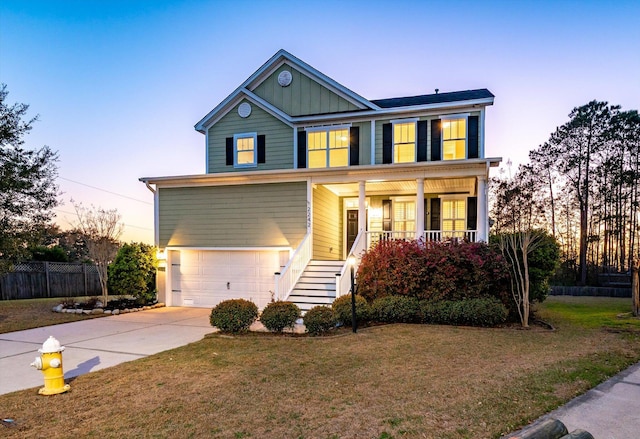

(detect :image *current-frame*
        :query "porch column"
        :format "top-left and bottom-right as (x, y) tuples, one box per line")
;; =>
(477, 175), (488, 242)
(416, 178), (425, 239)
(358, 181), (366, 233)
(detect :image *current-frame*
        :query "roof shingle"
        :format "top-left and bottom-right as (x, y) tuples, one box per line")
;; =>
(371, 88), (494, 108)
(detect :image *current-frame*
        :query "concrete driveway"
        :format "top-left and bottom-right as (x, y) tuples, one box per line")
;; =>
(0, 307), (212, 395)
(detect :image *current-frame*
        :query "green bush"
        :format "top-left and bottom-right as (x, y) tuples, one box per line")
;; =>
(371, 295), (422, 323)
(303, 306), (336, 335)
(108, 242), (157, 304)
(332, 294), (370, 326)
(209, 299), (258, 333)
(259, 301), (300, 332)
(421, 298), (508, 327)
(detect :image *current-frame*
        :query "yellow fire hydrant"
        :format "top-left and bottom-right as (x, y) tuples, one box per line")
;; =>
(30, 336), (71, 395)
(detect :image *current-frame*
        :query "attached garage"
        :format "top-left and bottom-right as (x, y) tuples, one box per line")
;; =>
(167, 249), (289, 309)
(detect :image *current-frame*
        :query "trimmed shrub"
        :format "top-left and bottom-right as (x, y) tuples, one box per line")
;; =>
(332, 294), (370, 326)
(108, 242), (157, 304)
(357, 239), (512, 313)
(371, 295), (422, 323)
(303, 306), (336, 335)
(209, 299), (258, 333)
(259, 301), (300, 332)
(421, 297), (508, 327)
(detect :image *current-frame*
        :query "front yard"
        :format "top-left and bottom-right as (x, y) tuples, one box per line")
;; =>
(1, 296), (639, 438)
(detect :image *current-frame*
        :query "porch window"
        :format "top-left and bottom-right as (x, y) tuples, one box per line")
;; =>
(393, 122), (416, 163)
(233, 132), (257, 167)
(442, 199), (466, 236)
(442, 118), (466, 160)
(394, 200), (415, 232)
(308, 128), (349, 168)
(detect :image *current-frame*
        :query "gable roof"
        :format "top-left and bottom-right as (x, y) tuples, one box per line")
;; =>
(371, 89), (495, 108)
(194, 49), (378, 133)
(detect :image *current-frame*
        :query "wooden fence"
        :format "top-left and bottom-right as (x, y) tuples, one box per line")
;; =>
(0, 262), (101, 300)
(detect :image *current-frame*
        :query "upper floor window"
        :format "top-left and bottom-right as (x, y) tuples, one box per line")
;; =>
(393, 121), (416, 163)
(442, 117), (467, 160)
(233, 132), (257, 168)
(308, 128), (349, 168)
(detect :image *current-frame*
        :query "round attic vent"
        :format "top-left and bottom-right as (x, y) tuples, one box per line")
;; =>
(278, 70), (292, 87)
(238, 102), (252, 118)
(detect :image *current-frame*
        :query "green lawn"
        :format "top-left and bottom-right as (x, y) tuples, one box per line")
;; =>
(1, 296), (639, 438)
(538, 295), (640, 331)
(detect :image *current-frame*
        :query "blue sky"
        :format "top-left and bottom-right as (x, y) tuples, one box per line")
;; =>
(1, 0), (639, 243)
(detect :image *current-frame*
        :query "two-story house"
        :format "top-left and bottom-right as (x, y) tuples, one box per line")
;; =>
(140, 50), (501, 311)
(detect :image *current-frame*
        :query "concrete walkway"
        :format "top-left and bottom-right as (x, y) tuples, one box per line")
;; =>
(0, 307), (212, 395)
(545, 361), (640, 438)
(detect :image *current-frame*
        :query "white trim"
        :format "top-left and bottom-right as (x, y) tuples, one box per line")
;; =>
(370, 119), (376, 165)
(202, 91), (294, 130)
(166, 246), (292, 252)
(438, 112), (470, 120)
(154, 190), (159, 246)
(390, 117), (419, 124)
(304, 123), (352, 132)
(293, 127), (298, 169)
(233, 132), (258, 168)
(205, 129), (209, 173)
(480, 108), (485, 158)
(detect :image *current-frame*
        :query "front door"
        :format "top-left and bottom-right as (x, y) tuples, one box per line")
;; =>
(346, 209), (358, 254)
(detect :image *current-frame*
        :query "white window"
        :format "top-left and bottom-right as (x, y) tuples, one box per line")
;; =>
(442, 199), (466, 238)
(441, 116), (467, 160)
(392, 120), (416, 163)
(393, 200), (416, 232)
(307, 127), (349, 168)
(233, 132), (257, 168)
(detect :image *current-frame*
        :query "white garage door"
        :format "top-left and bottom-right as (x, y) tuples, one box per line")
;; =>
(170, 250), (285, 309)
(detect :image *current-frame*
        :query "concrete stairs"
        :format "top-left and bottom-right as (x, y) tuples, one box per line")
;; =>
(288, 260), (343, 313)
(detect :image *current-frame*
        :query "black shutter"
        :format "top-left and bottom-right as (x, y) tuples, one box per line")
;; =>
(417, 120), (428, 162)
(257, 135), (266, 164)
(297, 131), (306, 168)
(382, 123), (392, 164)
(430, 198), (441, 230)
(468, 116), (479, 159)
(225, 137), (233, 166)
(349, 126), (359, 166)
(467, 196), (478, 230)
(431, 119), (441, 161)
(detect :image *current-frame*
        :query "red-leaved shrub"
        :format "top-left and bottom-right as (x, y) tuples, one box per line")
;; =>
(357, 239), (511, 306)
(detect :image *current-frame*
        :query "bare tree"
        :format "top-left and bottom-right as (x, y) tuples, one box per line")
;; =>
(491, 166), (546, 327)
(73, 202), (123, 305)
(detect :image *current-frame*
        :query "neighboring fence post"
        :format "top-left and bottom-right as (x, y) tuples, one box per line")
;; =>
(83, 263), (88, 296)
(44, 261), (51, 298)
(633, 258), (639, 317)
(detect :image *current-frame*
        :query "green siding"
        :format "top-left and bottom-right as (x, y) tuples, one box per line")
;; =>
(352, 121), (371, 165)
(312, 185), (341, 260)
(252, 64), (360, 116)
(158, 182), (307, 248)
(208, 100), (292, 173)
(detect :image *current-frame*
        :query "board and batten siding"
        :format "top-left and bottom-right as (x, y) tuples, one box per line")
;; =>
(158, 182), (307, 248)
(374, 112), (482, 164)
(312, 185), (341, 260)
(252, 64), (360, 117)
(208, 100), (292, 173)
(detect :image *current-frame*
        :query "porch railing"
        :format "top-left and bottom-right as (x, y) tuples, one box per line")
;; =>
(336, 229), (366, 298)
(365, 230), (477, 248)
(274, 232), (311, 302)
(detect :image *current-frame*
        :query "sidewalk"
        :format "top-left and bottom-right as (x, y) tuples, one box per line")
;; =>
(0, 307), (212, 395)
(545, 361), (640, 438)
